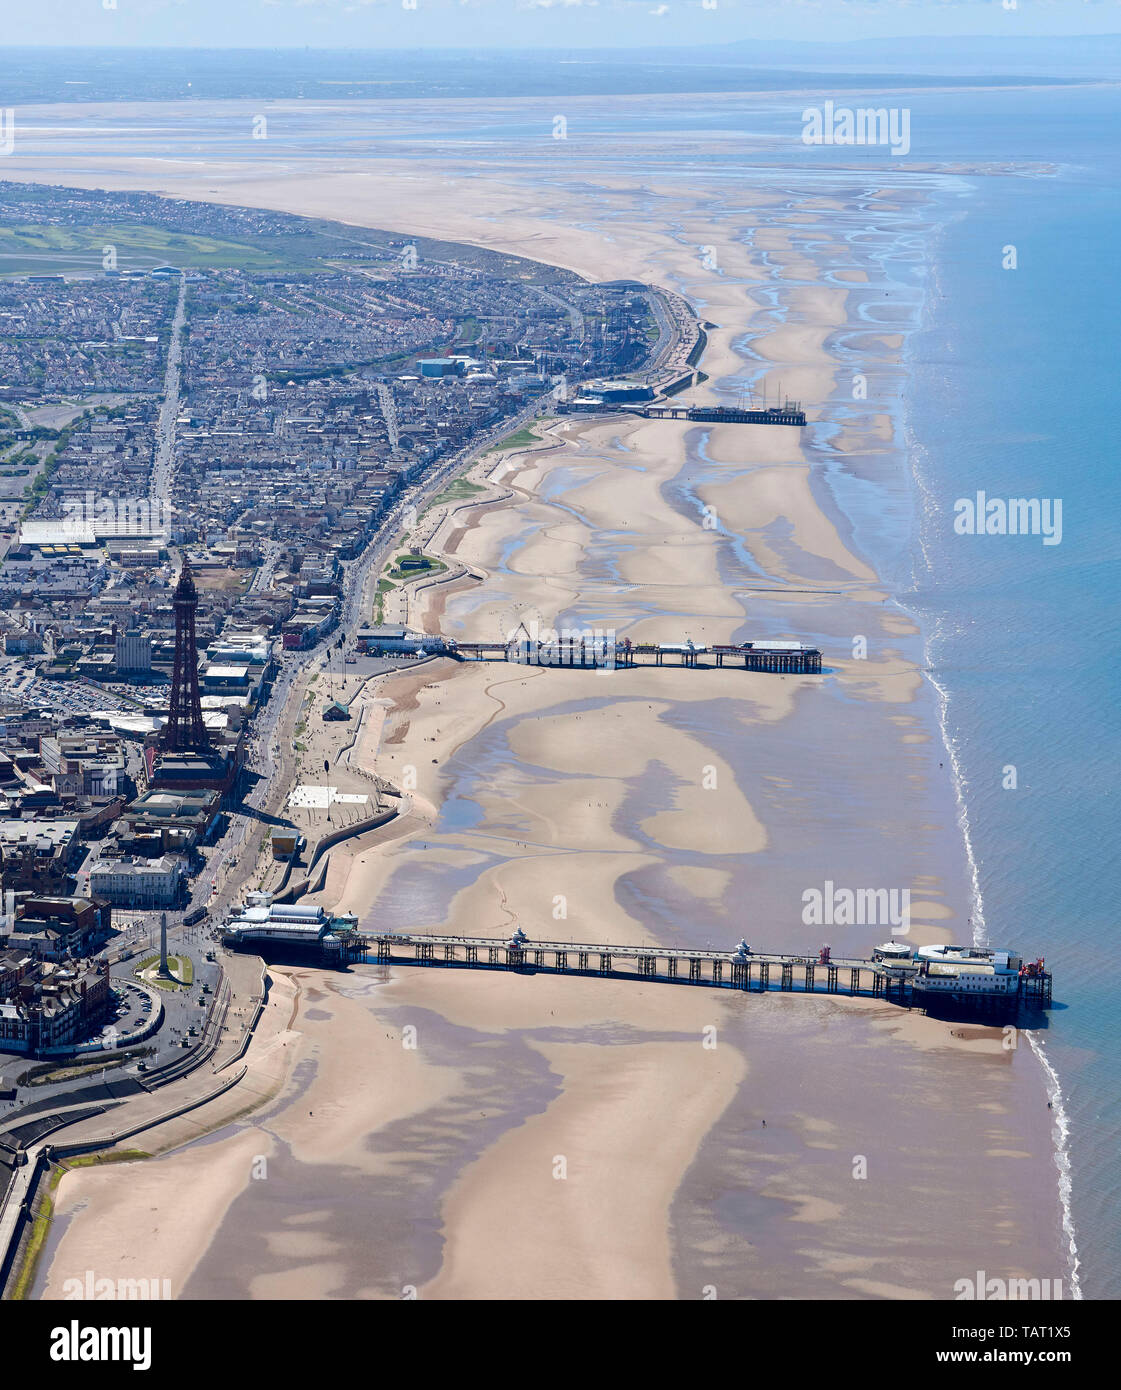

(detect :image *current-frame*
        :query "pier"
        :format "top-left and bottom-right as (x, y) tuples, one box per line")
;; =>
(642, 403), (807, 427)
(359, 931), (1052, 1016)
(450, 636), (823, 674)
(559, 401), (806, 427)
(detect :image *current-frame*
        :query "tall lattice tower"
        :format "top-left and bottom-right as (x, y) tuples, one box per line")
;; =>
(164, 558), (209, 752)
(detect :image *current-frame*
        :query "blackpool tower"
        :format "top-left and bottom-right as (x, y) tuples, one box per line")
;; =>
(163, 557), (209, 753)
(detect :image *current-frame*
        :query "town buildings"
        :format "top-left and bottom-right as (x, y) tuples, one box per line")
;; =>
(0, 179), (663, 1053)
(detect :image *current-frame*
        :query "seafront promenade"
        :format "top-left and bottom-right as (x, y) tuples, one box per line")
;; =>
(0, 951), (275, 1297)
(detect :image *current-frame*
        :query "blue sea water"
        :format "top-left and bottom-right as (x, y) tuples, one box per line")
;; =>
(902, 85), (1121, 1299)
(362, 83), (1120, 1294)
(7, 52), (1118, 1296)
(411, 82), (1121, 1296)
(662, 82), (1121, 1298)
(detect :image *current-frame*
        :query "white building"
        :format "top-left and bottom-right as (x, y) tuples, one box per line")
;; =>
(912, 944), (1023, 997)
(87, 854), (185, 908)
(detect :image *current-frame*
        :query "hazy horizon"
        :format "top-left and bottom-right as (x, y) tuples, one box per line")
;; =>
(4, 32), (1120, 106)
(7, 0), (1121, 52)
(8, 32), (1121, 51)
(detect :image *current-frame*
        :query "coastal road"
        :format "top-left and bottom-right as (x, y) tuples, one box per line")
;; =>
(185, 395), (547, 926)
(179, 305), (673, 932)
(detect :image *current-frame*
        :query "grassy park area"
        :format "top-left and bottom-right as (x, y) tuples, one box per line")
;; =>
(429, 477), (485, 507)
(386, 552), (447, 582)
(492, 426), (540, 452)
(0, 223), (293, 276)
(135, 953), (193, 989)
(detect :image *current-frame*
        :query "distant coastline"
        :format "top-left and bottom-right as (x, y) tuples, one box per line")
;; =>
(19, 85), (1079, 1299)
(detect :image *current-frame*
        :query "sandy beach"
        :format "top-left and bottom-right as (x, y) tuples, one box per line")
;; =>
(25, 93), (1066, 1299)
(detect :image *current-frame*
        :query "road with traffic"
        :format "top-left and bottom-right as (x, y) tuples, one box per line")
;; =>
(176, 397), (545, 935)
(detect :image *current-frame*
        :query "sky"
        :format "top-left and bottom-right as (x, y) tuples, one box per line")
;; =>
(5, 0), (1121, 50)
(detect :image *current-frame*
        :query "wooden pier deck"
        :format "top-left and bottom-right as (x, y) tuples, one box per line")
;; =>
(356, 931), (1052, 1014)
(451, 638), (823, 674)
(559, 401), (807, 427)
(641, 403), (807, 427)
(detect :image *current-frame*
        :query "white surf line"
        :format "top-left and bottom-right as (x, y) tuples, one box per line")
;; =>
(919, 616), (1082, 1296)
(1024, 1030), (1083, 1300)
(896, 277), (1081, 1300)
(922, 648), (987, 945)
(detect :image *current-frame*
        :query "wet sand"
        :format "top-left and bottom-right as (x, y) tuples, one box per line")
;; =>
(29, 95), (1066, 1299)
(43, 967), (1057, 1302)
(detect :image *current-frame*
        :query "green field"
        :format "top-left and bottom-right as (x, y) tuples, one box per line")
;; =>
(26, 1054), (135, 1087)
(10, 1167), (64, 1300)
(0, 178), (588, 284)
(492, 426), (541, 452)
(0, 223), (295, 276)
(63, 1150), (150, 1169)
(372, 576), (396, 625)
(387, 553), (447, 582)
(135, 953), (192, 988)
(429, 477), (485, 508)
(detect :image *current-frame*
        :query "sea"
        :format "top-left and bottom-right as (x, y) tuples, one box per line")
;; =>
(902, 84), (1121, 1302)
(6, 51), (1119, 1296)
(672, 80), (1121, 1301)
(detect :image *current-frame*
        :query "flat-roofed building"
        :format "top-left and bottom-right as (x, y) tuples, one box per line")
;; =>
(201, 663), (251, 694)
(87, 853), (185, 908)
(207, 642), (271, 667)
(3, 895), (112, 961)
(115, 628), (153, 673)
(355, 626), (445, 655)
(418, 358), (464, 379)
(120, 787), (220, 852)
(0, 819), (81, 893)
